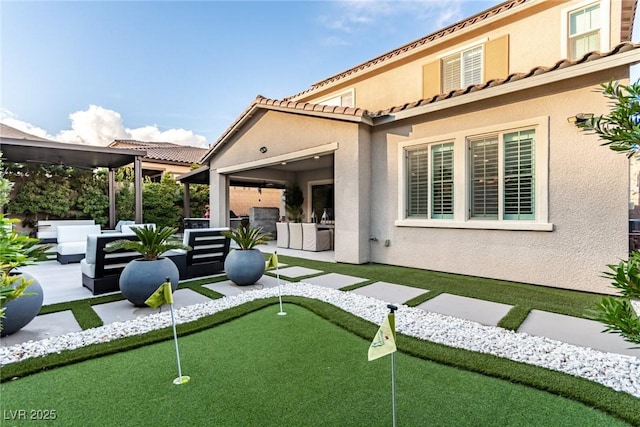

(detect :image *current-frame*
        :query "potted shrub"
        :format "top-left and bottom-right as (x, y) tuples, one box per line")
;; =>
(0, 153), (52, 336)
(222, 225), (270, 286)
(105, 225), (190, 306)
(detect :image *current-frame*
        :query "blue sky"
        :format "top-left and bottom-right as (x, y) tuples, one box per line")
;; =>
(0, 0), (636, 147)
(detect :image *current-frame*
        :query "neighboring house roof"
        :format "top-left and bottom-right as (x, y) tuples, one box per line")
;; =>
(109, 140), (208, 165)
(0, 123), (53, 142)
(286, 0), (637, 101)
(204, 41), (640, 162)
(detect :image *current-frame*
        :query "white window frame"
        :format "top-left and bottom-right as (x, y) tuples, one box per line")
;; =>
(561, 0), (610, 59)
(396, 117), (551, 231)
(437, 38), (487, 93)
(317, 89), (355, 108)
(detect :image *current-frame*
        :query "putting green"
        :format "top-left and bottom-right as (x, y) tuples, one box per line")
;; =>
(0, 304), (627, 426)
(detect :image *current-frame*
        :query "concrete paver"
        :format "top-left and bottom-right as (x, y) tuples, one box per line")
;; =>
(204, 275), (288, 297)
(351, 281), (428, 305)
(93, 288), (212, 324)
(416, 293), (513, 326)
(518, 309), (640, 357)
(304, 273), (369, 289)
(274, 266), (323, 278)
(1, 311), (82, 346)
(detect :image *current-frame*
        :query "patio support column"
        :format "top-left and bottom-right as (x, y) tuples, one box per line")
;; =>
(134, 156), (143, 223)
(183, 183), (191, 219)
(334, 125), (371, 264)
(108, 168), (116, 229)
(210, 169), (229, 228)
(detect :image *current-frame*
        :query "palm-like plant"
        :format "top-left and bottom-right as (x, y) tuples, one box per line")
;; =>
(222, 225), (270, 250)
(105, 225), (190, 260)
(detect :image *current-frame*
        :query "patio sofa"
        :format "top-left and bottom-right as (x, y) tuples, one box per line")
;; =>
(37, 219), (95, 243)
(56, 224), (102, 264)
(183, 227), (231, 279)
(80, 227), (231, 294)
(81, 232), (187, 295)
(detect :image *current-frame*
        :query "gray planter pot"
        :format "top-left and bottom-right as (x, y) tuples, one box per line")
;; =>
(119, 258), (179, 307)
(1, 272), (44, 337)
(224, 249), (265, 286)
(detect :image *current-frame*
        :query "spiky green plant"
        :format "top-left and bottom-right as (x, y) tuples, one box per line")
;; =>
(577, 80), (640, 156)
(221, 225), (270, 250)
(105, 225), (190, 261)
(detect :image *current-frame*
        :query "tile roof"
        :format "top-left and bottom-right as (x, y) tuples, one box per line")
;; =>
(369, 41), (640, 117)
(285, 0), (531, 101)
(0, 123), (53, 142)
(206, 41), (639, 162)
(110, 140), (208, 165)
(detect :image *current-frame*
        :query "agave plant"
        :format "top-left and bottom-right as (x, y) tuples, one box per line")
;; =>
(222, 224), (271, 250)
(105, 225), (190, 260)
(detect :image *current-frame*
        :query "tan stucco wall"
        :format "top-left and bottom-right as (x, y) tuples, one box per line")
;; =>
(369, 70), (630, 294)
(294, 0), (623, 113)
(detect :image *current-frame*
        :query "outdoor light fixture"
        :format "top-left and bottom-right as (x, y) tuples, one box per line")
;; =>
(567, 113), (594, 124)
(259, 146), (268, 153)
(313, 155), (320, 159)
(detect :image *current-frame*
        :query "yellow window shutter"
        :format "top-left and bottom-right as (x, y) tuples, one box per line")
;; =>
(422, 60), (441, 98)
(484, 35), (509, 82)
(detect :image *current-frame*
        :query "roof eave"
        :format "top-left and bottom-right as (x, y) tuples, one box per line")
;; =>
(373, 47), (640, 125)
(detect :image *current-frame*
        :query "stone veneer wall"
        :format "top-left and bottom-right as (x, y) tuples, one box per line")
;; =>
(249, 207), (280, 237)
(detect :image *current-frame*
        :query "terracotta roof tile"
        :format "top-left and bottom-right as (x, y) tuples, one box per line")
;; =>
(110, 140), (207, 164)
(285, 0), (530, 100)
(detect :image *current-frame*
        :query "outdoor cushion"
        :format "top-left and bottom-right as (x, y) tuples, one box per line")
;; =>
(288, 223), (303, 250)
(276, 222), (289, 248)
(121, 223), (156, 234)
(57, 224), (101, 244)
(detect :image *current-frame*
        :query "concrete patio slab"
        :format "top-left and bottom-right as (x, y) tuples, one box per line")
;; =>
(204, 275), (289, 297)
(93, 288), (212, 325)
(274, 266), (324, 278)
(351, 281), (429, 305)
(18, 261), (101, 305)
(1, 311), (82, 346)
(518, 309), (640, 357)
(304, 273), (368, 290)
(416, 293), (513, 326)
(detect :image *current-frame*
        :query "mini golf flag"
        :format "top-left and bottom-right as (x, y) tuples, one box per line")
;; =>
(145, 282), (174, 308)
(265, 253), (278, 270)
(368, 314), (397, 361)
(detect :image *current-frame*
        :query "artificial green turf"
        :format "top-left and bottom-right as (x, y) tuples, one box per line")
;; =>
(268, 255), (606, 321)
(0, 304), (626, 427)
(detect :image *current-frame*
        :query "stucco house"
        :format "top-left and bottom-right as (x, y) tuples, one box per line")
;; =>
(202, 0), (640, 294)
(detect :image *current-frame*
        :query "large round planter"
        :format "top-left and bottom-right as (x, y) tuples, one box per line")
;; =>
(224, 249), (265, 286)
(1, 272), (44, 337)
(119, 258), (179, 307)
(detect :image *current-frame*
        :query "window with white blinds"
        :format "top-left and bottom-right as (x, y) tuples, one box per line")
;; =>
(407, 146), (428, 217)
(470, 137), (499, 219)
(319, 89), (355, 107)
(569, 3), (600, 59)
(431, 143), (454, 219)
(442, 46), (483, 92)
(504, 130), (535, 220)
(406, 142), (453, 218)
(469, 129), (535, 220)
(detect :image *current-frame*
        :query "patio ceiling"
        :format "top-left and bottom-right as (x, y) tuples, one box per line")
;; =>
(0, 138), (141, 169)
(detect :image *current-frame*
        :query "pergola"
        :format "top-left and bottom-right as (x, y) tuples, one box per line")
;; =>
(0, 137), (145, 227)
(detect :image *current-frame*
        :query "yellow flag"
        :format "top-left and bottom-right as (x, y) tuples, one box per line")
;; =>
(145, 282), (174, 308)
(265, 253), (279, 270)
(368, 315), (397, 361)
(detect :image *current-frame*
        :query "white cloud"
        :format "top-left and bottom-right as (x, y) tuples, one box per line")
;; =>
(1, 106), (209, 148)
(319, 0), (469, 38)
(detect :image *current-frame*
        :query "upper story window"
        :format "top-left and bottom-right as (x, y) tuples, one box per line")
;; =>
(569, 2), (600, 59)
(318, 89), (354, 108)
(442, 46), (483, 92)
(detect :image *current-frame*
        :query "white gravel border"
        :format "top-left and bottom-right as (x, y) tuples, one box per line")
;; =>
(1, 283), (639, 397)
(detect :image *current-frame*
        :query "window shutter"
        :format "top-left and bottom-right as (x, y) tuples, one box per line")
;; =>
(504, 130), (535, 220)
(422, 61), (441, 98)
(484, 35), (509, 82)
(462, 47), (482, 87)
(470, 138), (499, 219)
(431, 143), (454, 219)
(407, 148), (428, 217)
(442, 54), (461, 92)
